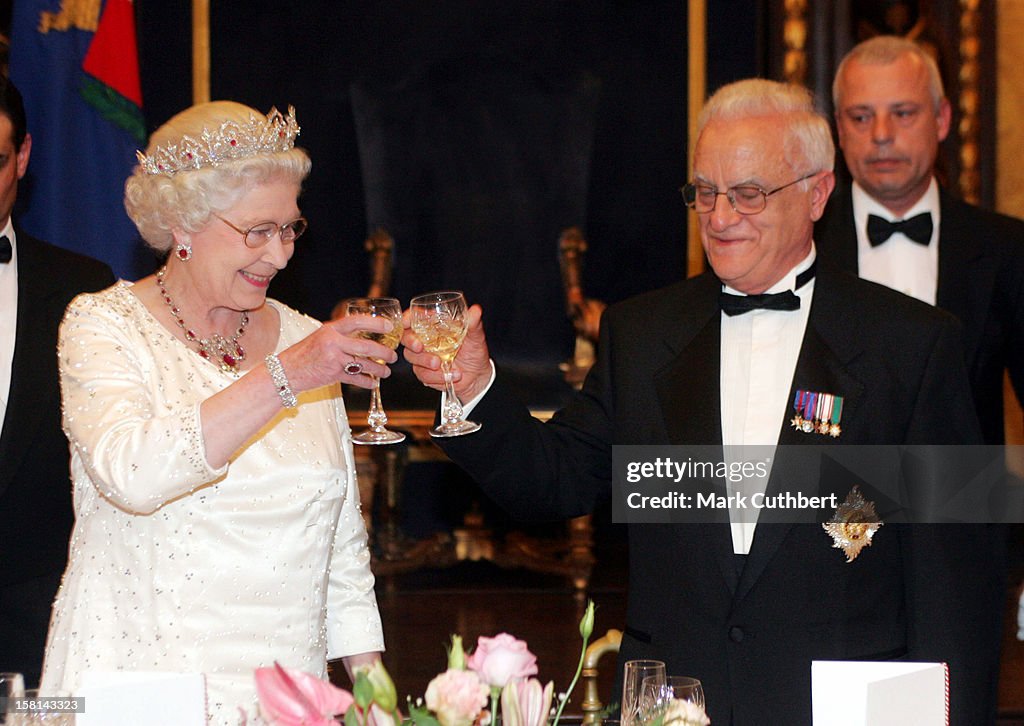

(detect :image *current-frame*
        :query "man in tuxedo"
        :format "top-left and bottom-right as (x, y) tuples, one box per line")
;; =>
(816, 35), (1024, 444)
(0, 78), (115, 686)
(403, 78), (1002, 724)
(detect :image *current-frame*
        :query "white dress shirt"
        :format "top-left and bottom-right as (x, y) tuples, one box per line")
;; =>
(720, 248), (816, 553)
(0, 220), (18, 438)
(853, 178), (940, 305)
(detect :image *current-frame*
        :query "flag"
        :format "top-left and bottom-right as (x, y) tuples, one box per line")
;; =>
(10, 0), (149, 279)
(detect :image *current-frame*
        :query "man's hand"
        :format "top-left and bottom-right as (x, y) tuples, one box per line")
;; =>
(402, 304), (491, 402)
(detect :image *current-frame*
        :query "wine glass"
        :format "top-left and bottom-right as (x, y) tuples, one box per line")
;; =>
(409, 291), (482, 437)
(639, 675), (705, 725)
(346, 297), (406, 445)
(0, 673), (25, 725)
(620, 659), (665, 726)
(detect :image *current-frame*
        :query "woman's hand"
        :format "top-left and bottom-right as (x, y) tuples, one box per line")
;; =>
(280, 315), (399, 393)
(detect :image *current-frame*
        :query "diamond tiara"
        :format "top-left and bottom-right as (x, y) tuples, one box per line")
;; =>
(136, 106), (301, 176)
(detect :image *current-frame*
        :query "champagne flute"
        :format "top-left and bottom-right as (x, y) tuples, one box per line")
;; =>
(346, 297), (406, 445)
(409, 291), (482, 437)
(620, 659), (665, 726)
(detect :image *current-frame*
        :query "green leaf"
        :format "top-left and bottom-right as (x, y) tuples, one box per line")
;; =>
(407, 703), (442, 726)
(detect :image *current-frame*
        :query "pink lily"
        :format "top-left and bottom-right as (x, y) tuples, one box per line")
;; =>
(255, 662), (354, 726)
(500, 678), (554, 726)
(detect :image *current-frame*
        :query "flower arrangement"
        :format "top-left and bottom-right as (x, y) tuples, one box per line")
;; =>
(649, 699), (710, 726)
(248, 600), (597, 726)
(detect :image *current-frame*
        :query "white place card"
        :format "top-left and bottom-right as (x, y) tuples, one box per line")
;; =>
(75, 671), (206, 726)
(812, 660), (948, 726)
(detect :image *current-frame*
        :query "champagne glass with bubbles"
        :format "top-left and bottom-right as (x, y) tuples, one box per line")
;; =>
(410, 291), (482, 437)
(346, 297), (406, 445)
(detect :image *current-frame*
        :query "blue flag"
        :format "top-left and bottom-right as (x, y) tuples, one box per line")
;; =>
(10, 0), (150, 279)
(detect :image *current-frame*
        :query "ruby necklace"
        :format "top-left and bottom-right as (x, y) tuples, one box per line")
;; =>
(156, 266), (249, 374)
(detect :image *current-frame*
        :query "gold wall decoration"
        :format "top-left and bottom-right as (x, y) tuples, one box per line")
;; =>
(782, 0), (808, 85)
(957, 0), (981, 204)
(193, 0), (210, 105)
(687, 0), (707, 277)
(997, 1), (1024, 450)
(996, 0), (1024, 218)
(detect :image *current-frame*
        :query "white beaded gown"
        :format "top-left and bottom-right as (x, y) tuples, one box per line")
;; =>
(41, 283), (384, 724)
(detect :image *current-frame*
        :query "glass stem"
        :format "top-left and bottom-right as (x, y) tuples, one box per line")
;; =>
(440, 360), (465, 425)
(366, 375), (388, 432)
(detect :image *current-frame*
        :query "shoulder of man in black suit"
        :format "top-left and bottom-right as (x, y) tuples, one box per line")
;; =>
(601, 271), (720, 327)
(938, 186), (1024, 256)
(813, 269), (981, 444)
(14, 227), (116, 293)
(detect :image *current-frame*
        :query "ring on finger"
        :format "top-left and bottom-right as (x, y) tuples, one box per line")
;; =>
(344, 360), (364, 375)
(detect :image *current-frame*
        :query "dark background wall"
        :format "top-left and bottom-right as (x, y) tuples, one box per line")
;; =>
(130, 1), (761, 322)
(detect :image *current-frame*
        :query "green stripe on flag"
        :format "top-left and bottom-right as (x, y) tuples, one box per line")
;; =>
(80, 76), (146, 144)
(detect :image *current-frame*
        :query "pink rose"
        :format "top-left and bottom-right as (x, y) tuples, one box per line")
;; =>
(466, 633), (538, 688)
(425, 668), (489, 726)
(500, 678), (554, 726)
(255, 663), (353, 726)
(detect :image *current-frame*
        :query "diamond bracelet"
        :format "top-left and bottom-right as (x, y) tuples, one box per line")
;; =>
(265, 354), (298, 409)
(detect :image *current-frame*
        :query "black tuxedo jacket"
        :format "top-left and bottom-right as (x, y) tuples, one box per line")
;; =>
(0, 231), (115, 584)
(816, 183), (1024, 443)
(440, 270), (1001, 725)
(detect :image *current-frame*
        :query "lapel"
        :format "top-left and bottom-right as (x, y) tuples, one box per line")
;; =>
(655, 275), (723, 448)
(0, 234), (68, 498)
(733, 272), (866, 603)
(652, 273), (738, 592)
(934, 189), (990, 364)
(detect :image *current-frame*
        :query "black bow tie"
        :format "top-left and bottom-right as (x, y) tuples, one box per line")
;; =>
(719, 261), (816, 316)
(866, 212), (933, 247)
(0, 235), (10, 264)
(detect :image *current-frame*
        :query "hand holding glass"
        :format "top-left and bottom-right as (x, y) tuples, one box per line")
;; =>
(409, 291), (481, 437)
(346, 297), (405, 445)
(621, 659), (666, 726)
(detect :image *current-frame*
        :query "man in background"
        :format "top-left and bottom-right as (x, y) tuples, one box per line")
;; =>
(0, 78), (115, 686)
(817, 35), (1021, 723)
(817, 34), (1024, 445)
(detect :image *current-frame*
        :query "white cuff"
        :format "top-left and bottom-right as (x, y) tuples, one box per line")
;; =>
(441, 359), (496, 419)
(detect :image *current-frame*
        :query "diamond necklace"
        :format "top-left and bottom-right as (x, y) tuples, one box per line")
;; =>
(156, 266), (249, 374)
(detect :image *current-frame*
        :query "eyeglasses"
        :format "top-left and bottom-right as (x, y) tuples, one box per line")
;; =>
(214, 214), (308, 248)
(680, 173), (818, 215)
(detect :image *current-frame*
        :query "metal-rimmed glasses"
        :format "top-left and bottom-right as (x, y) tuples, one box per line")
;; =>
(680, 172), (818, 215)
(214, 214), (308, 248)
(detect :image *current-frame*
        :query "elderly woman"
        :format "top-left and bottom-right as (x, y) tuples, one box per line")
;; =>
(40, 101), (392, 723)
